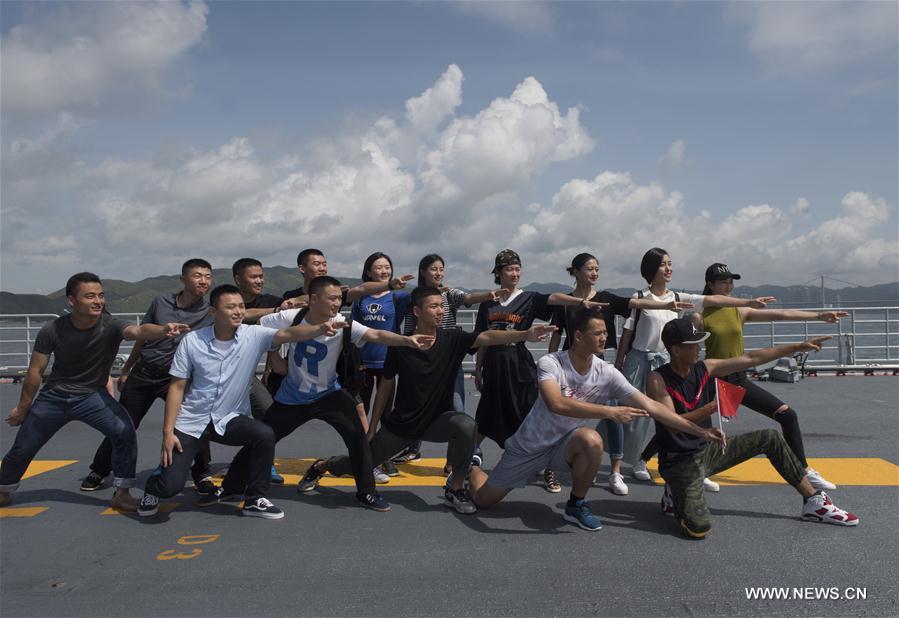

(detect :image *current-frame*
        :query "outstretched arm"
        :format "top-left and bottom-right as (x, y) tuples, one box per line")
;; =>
(704, 337), (831, 377)
(461, 288), (512, 306)
(703, 294), (776, 310)
(627, 387), (725, 447)
(272, 320), (342, 346)
(547, 293), (608, 310)
(344, 275), (415, 302)
(122, 322), (190, 342)
(538, 378), (649, 424)
(472, 324), (557, 348)
(741, 308), (848, 323)
(362, 329), (434, 349)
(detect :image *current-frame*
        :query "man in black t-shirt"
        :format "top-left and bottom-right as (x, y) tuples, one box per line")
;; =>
(1, 272), (189, 511)
(646, 317), (859, 538)
(81, 259), (216, 494)
(312, 286), (557, 514)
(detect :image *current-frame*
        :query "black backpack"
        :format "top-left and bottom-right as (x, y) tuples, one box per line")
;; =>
(290, 307), (364, 399)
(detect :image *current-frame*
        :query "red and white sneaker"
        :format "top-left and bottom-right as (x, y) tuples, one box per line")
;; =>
(801, 491), (859, 527)
(660, 484), (674, 517)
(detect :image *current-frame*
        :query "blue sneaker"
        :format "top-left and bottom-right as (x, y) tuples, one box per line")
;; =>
(563, 499), (602, 531)
(270, 465), (284, 485)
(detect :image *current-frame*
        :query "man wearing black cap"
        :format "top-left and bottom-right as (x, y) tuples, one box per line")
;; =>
(645, 316), (859, 539)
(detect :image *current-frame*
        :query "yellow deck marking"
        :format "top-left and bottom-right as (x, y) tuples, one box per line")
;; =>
(9, 460), (78, 480)
(262, 457), (451, 487)
(646, 457), (899, 486)
(101, 502), (180, 516)
(0, 507), (48, 518)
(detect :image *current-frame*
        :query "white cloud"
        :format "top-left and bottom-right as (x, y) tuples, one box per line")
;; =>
(515, 172), (896, 287)
(1, 1), (208, 116)
(450, 1), (553, 34)
(730, 1), (897, 74)
(2, 64), (895, 293)
(792, 197), (811, 215)
(660, 139), (686, 168)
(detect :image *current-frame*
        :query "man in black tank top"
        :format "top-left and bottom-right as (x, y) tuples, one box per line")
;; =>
(645, 317), (859, 539)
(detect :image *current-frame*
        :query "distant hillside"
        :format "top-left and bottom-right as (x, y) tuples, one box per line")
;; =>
(2, 272), (896, 314)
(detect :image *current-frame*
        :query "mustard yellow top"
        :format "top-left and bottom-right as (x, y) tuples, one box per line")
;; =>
(703, 306), (744, 359)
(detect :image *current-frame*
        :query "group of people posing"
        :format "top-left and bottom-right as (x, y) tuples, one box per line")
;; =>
(0, 247), (859, 536)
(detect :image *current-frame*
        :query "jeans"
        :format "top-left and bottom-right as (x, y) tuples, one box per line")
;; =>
(223, 389), (375, 496)
(90, 369), (211, 481)
(595, 405), (624, 461)
(144, 416), (275, 501)
(1, 389), (137, 491)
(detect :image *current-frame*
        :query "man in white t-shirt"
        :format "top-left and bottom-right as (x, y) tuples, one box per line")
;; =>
(219, 276), (433, 513)
(468, 307), (725, 531)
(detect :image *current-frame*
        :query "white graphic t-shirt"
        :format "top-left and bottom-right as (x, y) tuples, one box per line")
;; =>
(260, 310), (369, 405)
(505, 351), (637, 454)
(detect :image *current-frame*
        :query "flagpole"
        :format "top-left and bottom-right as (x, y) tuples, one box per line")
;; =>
(715, 378), (727, 451)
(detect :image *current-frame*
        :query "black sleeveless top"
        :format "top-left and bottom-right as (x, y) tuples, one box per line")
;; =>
(655, 361), (714, 464)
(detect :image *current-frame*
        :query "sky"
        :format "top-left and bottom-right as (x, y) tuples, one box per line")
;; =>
(1, 1), (897, 294)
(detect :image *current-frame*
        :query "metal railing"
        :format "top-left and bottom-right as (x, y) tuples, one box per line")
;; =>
(1, 306), (897, 374)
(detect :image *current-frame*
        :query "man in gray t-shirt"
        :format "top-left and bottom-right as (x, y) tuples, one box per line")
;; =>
(468, 307), (721, 532)
(0, 272), (188, 511)
(81, 259), (216, 494)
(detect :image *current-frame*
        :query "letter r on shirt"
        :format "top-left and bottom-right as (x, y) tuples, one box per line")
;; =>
(294, 340), (328, 376)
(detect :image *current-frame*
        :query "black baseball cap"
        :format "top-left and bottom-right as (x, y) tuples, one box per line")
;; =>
(705, 262), (741, 282)
(662, 317), (710, 348)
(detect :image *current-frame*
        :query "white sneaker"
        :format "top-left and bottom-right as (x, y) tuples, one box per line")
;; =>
(633, 460), (652, 481)
(373, 466), (390, 485)
(801, 491), (858, 526)
(703, 477), (720, 493)
(609, 472), (629, 496)
(805, 467), (836, 491)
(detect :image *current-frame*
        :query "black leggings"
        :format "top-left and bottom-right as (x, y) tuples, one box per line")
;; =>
(642, 372), (807, 468)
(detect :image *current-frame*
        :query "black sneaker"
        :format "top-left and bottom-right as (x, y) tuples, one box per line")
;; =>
(80, 471), (105, 491)
(297, 459), (325, 493)
(196, 486), (223, 507)
(443, 487), (477, 514)
(138, 493), (160, 517)
(383, 460), (400, 477)
(356, 492), (390, 512)
(194, 476), (217, 497)
(242, 497), (284, 520)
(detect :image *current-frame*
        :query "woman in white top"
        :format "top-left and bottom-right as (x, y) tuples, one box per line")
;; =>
(615, 247), (773, 482)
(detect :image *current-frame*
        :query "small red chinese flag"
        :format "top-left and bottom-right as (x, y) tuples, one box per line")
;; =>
(716, 378), (746, 419)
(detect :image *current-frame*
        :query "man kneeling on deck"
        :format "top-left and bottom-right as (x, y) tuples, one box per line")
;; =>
(646, 316), (858, 538)
(305, 286), (560, 514)
(468, 307), (724, 530)
(138, 284), (338, 520)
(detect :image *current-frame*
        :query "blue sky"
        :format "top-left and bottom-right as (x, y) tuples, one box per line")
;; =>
(2, 1), (896, 293)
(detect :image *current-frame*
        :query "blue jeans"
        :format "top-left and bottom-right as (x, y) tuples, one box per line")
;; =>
(595, 415), (624, 461)
(0, 389), (137, 491)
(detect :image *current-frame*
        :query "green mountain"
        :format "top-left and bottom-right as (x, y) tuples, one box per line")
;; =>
(1, 270), (896, 314)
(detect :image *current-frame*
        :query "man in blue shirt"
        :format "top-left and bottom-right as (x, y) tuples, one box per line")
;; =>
(137, 284), (344, 520)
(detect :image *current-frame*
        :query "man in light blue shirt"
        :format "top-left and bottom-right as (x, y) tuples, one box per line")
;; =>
(138, 284), (341, 520)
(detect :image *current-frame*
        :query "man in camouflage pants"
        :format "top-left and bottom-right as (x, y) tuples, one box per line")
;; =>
(644, 317), (858, 538)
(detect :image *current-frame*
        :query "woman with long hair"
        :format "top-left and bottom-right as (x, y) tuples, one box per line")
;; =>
(616, 248), (774, 486)
(352, 252), (412, 482)
(548, 252), (690, 496)
(698, 262), (843, 490)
